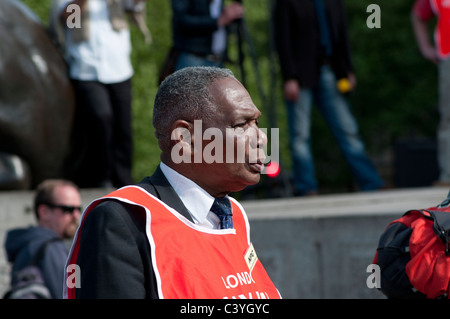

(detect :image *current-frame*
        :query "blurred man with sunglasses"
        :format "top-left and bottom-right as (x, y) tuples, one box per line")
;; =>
(4, 179), (82, 298)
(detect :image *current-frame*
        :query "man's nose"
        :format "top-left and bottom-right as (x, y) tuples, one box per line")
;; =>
(257, 127), (268, 148)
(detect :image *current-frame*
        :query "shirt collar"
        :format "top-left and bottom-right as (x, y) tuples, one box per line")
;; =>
(159, 162), (215, 225)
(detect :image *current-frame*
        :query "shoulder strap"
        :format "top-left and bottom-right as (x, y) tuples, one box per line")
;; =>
(437, 191), (450, 208)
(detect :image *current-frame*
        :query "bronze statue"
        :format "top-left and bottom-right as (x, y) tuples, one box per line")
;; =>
(0, 0), (75, 190)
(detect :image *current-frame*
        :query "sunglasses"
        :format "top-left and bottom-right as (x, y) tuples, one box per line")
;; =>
(46, 203), (82, 215)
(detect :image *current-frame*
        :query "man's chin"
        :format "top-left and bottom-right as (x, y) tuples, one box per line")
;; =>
(64, 223), (79, 239)
(242, 168), (262, 186)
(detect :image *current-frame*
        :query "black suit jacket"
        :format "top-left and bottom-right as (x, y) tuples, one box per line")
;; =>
(74, 165), (193, 298)
(274, 0), (354, 87)
(171, 0), (223, 56)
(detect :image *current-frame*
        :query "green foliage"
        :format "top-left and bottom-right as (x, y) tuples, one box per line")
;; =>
(22, 0), (439, 192)
(347, 0), (438, 138)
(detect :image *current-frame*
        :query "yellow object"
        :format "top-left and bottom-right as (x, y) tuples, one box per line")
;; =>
(337, 78), (351, 93)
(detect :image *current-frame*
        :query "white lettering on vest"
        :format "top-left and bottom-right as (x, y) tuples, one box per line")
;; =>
(223, 290), (270, 299)
(221, 271), (256, 289)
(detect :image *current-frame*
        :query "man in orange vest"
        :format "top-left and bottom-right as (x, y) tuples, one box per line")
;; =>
(64, 66), (281, 299)
(412, 0), (450, 187)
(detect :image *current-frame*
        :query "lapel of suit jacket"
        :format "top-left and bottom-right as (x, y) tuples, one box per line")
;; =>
(137, 165), (194, 223)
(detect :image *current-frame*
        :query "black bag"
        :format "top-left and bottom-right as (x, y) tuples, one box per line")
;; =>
(3, 238), (60, 299)
(373, 194), (450, 299)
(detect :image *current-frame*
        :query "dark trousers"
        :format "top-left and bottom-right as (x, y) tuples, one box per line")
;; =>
(68, 79), (134, 188)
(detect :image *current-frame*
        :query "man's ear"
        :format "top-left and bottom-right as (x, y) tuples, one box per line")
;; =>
(169, 120), (194, 163)
(37, 204), (50, 223)
(170, 119), (193, 144)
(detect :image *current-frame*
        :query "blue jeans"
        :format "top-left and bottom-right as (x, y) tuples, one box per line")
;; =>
(175, 52), (224, 70)
(286, 65), (383, 195)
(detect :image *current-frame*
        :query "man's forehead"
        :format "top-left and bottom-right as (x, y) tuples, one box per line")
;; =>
(211, 77), (243, 95)
(212, 78), (255, 106)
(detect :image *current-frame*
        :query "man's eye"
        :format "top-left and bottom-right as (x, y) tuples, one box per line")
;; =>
(233, 122), (248, 129)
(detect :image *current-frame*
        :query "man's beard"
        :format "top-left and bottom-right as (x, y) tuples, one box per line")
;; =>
(63, 220), (80, 239)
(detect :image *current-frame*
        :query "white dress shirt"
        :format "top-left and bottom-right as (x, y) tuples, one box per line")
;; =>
(60, 0), (133, 83)
(160, 163), (224, 229)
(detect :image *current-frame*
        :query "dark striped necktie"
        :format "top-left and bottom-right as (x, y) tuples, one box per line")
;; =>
(210, 197), (233, 229)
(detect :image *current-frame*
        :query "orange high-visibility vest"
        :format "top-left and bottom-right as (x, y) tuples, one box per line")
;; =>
(431, 0), (450, 59)
(65, 186), (281, 299)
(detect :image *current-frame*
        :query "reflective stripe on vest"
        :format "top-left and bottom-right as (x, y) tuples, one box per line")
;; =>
(431, 0), (450, 59)
(65, 186), (281, 299)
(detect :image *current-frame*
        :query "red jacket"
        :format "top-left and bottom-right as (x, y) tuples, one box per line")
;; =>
(414, 0), (450, 59)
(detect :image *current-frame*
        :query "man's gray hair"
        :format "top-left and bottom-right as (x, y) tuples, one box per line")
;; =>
(153, 66), (236, 151)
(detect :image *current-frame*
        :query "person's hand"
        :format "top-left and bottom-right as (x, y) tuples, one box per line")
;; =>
(283, 79), (300, 102)
(218, 2), (244, 27)
(347, 72), (357, 91)
(421, 45), (439, 64)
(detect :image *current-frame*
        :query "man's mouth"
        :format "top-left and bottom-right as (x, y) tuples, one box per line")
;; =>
(248, 161), (264, 173)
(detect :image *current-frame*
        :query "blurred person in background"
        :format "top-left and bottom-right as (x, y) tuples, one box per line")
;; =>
(411, 0), (450, 187)
(171, 0), (244, 70)
(5, 179), (82, 299)
(57, 0), (148, 188)
(273, 0), (384, 196)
